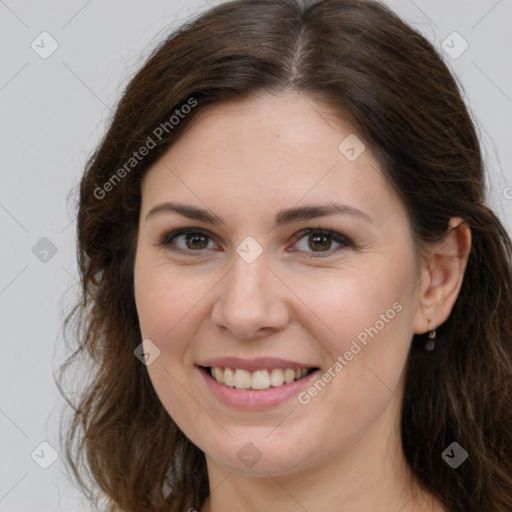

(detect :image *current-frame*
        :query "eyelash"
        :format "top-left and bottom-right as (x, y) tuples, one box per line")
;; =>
(157, 227), (353, 258)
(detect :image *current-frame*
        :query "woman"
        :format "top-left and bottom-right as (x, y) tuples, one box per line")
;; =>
(58, 0), (512, 511)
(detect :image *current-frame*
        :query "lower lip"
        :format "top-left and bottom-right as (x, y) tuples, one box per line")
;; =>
(199, 367), (319, 409)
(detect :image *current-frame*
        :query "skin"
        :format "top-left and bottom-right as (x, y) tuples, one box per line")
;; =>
(133, 91), (471, 511)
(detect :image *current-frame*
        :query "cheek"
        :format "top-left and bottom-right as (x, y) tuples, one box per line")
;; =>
(134, 254), (209, 342)
(292, 256), (417, 407)
(133, 255), (210, 431)
(291, 261), (413, 353)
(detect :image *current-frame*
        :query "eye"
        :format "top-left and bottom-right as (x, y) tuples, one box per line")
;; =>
(159, 228), (218, 253)
(158, 227), (353, 257)
(290, 227), (353, 257)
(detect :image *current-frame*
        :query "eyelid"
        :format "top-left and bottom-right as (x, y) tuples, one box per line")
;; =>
(157, 226), (353, 257)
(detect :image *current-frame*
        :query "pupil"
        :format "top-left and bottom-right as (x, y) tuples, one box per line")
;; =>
(309, 234), (331, 251)
(186, 233), (207, 249)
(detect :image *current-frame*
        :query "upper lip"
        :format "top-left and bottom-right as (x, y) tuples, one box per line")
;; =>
(198, 357), (319, 372)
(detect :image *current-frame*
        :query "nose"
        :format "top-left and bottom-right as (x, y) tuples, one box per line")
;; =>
(210, 251), (290, 340)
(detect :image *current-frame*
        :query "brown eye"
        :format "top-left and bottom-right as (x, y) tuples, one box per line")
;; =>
(291, 228), (352, 257)
(307, 233), (333, 252)
(160, 229), (216, 252)
(183, 232), (209, 250)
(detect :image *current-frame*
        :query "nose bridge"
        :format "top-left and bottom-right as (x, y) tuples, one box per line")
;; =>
(211, 248), (289, 337)
(225, 250), (272, 311)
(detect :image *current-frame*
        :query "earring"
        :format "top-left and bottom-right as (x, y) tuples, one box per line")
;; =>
(425, 319), (437, 351)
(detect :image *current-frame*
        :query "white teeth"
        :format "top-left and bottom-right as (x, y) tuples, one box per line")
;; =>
(224, 367), (235, 387)
(213, 367), (224, 384)
(284, 369), (295, 383)
(234, 369), (251, 389)
(269, 368), (285, 387)
(210, 366), (313, 390)
(251, 369), (270, 389)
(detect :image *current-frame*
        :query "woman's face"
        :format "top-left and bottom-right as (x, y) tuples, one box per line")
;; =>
(134, 91), (425, 476)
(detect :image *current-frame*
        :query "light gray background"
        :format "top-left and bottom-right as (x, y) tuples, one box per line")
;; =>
(1, 0), (511, 510)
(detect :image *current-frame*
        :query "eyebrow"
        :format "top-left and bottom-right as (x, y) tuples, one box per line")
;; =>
(145, 201), (372, 226)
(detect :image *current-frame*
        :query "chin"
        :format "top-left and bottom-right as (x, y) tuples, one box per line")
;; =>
(199, 427), (323, 477)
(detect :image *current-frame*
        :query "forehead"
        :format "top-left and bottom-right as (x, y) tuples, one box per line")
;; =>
(140, 91), (405, 229)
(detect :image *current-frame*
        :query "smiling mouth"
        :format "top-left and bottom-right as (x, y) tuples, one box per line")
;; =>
(203, 366), (319, 391)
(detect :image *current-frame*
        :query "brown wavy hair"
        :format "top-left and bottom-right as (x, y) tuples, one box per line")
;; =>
(57, 0), (512, 510)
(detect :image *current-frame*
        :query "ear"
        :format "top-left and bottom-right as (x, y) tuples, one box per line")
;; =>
(413, 217), (472, 335)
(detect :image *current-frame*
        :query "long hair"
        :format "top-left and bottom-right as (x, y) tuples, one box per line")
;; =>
(57, 1), (512, 510)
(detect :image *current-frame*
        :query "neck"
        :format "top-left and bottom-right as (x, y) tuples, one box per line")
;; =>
(199, 400), (440, 512)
